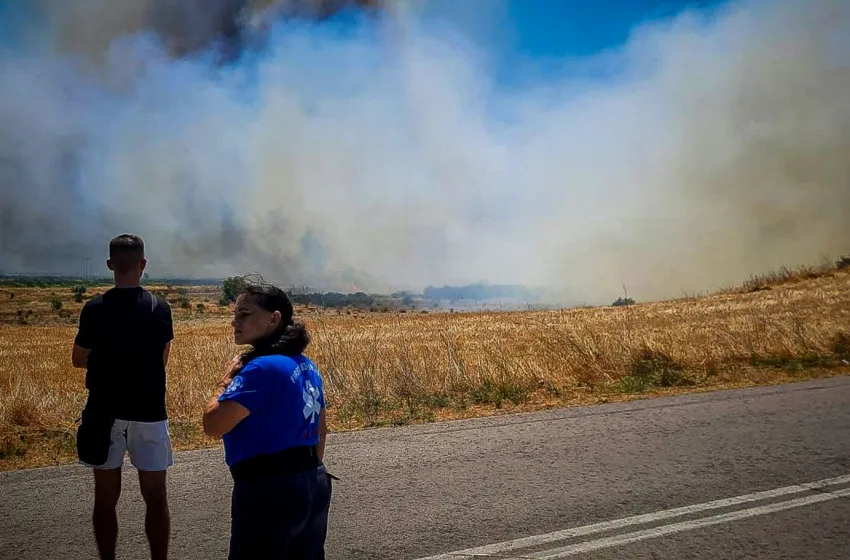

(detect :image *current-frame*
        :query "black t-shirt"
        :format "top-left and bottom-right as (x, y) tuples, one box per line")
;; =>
(74, 287), (174, 422)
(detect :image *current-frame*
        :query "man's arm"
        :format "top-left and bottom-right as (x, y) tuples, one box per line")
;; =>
(72, 303), (95, 369)
(157, 299), (174, 367)
(72, 344), (90, 368)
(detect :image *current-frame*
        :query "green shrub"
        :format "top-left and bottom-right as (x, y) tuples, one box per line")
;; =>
(220, 276), (246, 305)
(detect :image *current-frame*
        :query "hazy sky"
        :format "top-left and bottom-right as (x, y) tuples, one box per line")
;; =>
(1, 0), (847, 303)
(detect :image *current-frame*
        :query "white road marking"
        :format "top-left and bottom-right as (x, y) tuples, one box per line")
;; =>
(534, 487), (850, 558)
(413, 473), (850, 560)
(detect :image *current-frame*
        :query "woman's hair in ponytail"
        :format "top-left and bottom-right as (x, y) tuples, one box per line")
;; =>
(237, 282), (311, 365)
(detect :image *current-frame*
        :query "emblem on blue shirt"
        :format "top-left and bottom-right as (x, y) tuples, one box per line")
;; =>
(302, 379), (321, 423)
(224, 375), (243, 395)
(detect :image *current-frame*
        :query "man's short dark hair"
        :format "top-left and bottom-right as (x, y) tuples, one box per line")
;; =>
(109, 234), (145, 273)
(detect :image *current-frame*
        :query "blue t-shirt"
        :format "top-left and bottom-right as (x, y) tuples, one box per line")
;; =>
(218, 354), (326, 467)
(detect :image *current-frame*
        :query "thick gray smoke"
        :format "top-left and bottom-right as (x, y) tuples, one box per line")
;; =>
(0, 0), (848, 302)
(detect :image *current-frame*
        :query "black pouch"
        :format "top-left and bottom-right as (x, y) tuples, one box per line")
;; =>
(76, 410), (115, 466)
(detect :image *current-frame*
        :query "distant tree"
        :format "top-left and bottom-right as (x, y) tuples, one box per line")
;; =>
(611, 296), (635, 307)
(422, 283), (537, 302)
(72, 285), (87, 303)
(289, 290), (374, 309)
(349, 291), (373, 307)
(219, 276), (246, 305)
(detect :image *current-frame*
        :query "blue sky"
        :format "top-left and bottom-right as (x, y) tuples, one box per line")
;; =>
(2, 0), (726, 56)
(410, 0), (728, 86)
(0, 1), (30, 46)
(420, 0), (721, 55)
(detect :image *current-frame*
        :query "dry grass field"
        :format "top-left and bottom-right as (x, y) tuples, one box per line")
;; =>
(1, 264), (849, 471)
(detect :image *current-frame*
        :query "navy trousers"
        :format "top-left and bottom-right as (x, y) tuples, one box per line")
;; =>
(228, 464), (332, 559)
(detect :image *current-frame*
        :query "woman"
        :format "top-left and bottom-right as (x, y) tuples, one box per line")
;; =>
(203, 282), (332, 559)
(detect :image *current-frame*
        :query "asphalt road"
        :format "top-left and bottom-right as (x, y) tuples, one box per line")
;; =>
(2, 376), (850, 559)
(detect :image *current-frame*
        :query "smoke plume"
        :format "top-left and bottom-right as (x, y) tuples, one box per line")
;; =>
(0, 0), (848, 303)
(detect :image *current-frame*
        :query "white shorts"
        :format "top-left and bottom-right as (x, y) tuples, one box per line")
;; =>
(80, 419), (174, 471)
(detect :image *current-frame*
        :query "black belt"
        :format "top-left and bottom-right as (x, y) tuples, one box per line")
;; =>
(229, 445), (321, 481)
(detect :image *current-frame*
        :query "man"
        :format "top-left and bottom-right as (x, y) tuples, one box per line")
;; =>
(72, 234), (174, 560)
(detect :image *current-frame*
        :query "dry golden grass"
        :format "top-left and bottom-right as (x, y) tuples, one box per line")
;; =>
(1, 266), (849, 470)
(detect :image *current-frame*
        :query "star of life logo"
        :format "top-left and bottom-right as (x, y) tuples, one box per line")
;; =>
(302, 379), (321, 423)
(223, 375), (243, 395)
